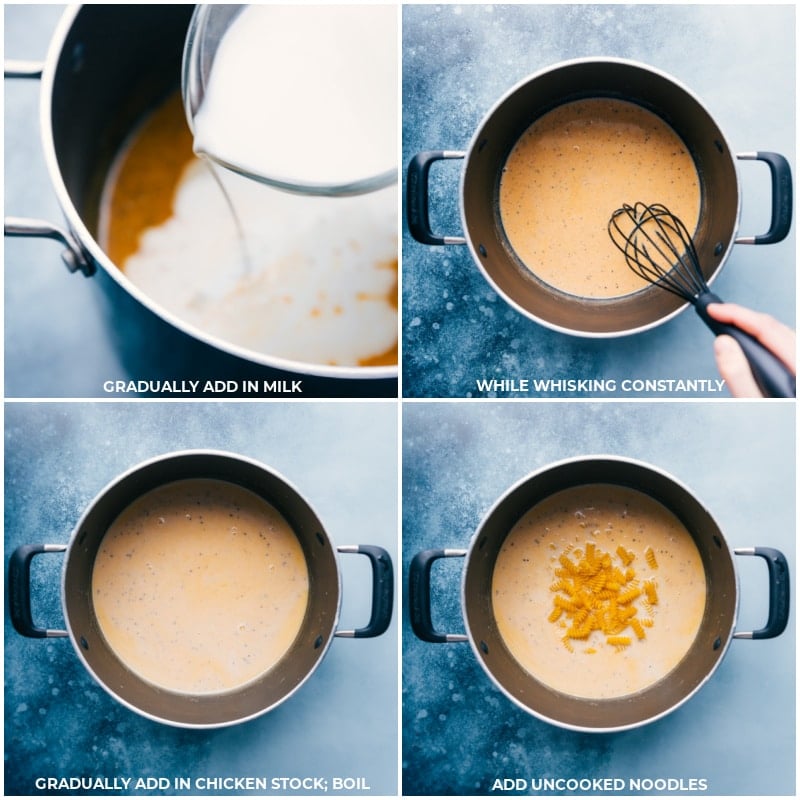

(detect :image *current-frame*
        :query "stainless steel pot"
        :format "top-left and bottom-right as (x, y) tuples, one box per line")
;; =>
(4, 5), (397, 390)
(407, 58), (793, 337)
(409, 456), (789, 732)
(9, 450), (394, 729)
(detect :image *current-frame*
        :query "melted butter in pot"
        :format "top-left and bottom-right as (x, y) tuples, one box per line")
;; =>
(91, 479), (309, 695)
(499, 98), (701, 298)
(491, 484), (707, 700)
(101, 93), (194, 266)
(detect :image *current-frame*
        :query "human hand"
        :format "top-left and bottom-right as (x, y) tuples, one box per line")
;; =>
(706, 303), (796, 398)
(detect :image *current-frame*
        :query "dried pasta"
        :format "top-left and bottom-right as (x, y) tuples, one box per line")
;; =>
(643, 580), (659, 606)
(548, 540), (662, 652)
(616, 545), (635, 566)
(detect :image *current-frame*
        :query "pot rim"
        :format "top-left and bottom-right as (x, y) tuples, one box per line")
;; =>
(59, 448), (343, 729)
(39, 5), (397, 381)
(459, 453), (740, 733)
(457, 56), (742, 338)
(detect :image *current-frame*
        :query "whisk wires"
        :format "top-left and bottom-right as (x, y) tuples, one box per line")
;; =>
(608, 202), (707, 301)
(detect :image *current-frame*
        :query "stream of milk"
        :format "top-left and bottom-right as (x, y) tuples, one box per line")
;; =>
(124, 5), (398, 368)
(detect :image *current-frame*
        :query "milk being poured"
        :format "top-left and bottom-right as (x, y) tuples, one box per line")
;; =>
(104, 5), (398, 369)
(193, 4), (398, 186)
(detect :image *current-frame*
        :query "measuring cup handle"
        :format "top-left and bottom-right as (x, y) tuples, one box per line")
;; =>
(408, 548), (469, 643)
(8, 544), (69, 638)
(732, 547), (790, 640)
(406, 151), (467, 246)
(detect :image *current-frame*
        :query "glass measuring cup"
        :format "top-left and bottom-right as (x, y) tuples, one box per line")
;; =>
(181, 4), (398, 197)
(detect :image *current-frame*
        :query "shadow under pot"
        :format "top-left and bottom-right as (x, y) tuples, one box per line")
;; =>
(409, 456), (789, 732)
(9, 450), (394, 729)
(407, 57), (793, 337)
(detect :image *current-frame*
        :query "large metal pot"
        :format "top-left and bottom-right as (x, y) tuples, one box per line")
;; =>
(409, 456), (789, 732)
(407, 58), (793, 337)
(4, 5), (397, 393)
(9, 450), (394, 729)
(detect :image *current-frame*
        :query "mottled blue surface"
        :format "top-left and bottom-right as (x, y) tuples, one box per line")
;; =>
(402, 5), (795, 398)
(3, 5), (98, 397)
(4, 403), (397, 795)
(402, 402), (795, 795)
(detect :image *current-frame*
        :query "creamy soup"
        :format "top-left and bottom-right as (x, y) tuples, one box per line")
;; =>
(99, 91), (398, 368)
(499, 98), (701, 298)
(491, 484), (706, 699)
(92, 479), (309, 695)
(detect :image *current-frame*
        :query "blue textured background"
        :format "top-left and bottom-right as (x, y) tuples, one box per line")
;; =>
(402, 4), (795, 398)
(402, 401), (795, 795)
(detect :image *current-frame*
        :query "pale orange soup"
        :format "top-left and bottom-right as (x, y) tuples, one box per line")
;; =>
(492, 484), (706, 699)
(92, 479), (309, 695)
(499, 98), (701, 298)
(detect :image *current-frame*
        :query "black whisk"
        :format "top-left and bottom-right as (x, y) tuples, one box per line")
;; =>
(608, 202), (795, 398)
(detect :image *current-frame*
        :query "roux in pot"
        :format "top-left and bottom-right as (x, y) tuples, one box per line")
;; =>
(491, 484), (706, 699)
(100, 91), (195, 266)
(499, 98), (701, 298)
(91, 479), (309, 695)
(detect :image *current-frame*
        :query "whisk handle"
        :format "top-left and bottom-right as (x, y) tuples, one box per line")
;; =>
(696, 293), (796, 398)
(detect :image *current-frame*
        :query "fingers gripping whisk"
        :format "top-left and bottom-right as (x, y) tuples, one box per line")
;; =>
(607, 201), (795, 398)
(608, 202), (707, 300)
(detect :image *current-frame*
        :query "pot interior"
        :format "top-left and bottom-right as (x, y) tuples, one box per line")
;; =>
(50, 5), (193, 239)
(63, 453), (340, 727)
(46, 6), (399, 382)
(462, 60), (739, 334)
(463, 458), (737, 731)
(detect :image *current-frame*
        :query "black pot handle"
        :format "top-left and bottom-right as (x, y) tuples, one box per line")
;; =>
(335, 545), (394, 638)
(408, 548), (469, 643)
(735, 152), (793, 245)
(695, 292), (796, 398)
(406, 150), (467, 246)
(8, 543), (69, 638)
(732, 547), (790, 640)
